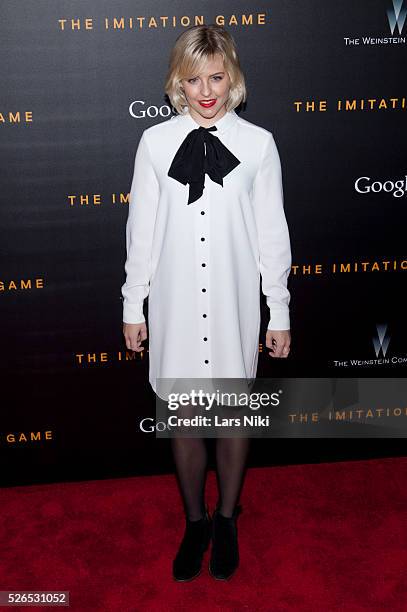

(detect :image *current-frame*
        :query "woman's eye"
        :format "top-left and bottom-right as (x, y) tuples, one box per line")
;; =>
(187, 76), (222, 84)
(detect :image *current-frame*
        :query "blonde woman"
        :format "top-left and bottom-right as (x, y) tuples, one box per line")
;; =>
(122, 24), (291, 581)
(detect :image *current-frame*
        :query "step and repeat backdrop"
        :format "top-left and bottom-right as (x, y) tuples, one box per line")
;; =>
(1, 0), (406, 486)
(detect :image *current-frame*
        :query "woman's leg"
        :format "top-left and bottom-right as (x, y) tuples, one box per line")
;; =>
(170, 398), (209, 521)
(171, 435), (208, 521)
(171, 426), (212, 581)
(215, 437), (251, 517)
(208, 436), (250, 580)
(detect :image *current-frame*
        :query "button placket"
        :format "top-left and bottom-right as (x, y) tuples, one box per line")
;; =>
(197, 174), (210, 369)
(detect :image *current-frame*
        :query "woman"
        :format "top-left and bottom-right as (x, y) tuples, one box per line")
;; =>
(122, 24), (291, 582)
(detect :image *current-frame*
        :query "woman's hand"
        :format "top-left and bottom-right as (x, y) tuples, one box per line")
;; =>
(266, 329), (291, 358)
(123, 322), (148, 352)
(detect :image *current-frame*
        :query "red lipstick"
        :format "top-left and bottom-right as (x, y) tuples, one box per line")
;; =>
(199, 99), (216, 108)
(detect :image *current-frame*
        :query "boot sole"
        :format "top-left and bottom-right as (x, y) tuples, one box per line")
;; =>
(173, 568), (202, 582)
(208, 562), (238, 581)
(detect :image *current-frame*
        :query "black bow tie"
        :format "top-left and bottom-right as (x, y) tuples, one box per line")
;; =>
(167, 125), (241, 204)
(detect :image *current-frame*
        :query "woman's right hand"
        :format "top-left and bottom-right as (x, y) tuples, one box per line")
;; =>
(123, 322), (148, 352)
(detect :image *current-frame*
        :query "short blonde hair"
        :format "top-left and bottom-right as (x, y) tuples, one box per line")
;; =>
(165, 24), (247, 115)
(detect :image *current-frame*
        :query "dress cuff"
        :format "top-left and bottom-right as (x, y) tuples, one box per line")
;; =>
(267, 309), (290, 331)
(123, 301), (145, 324)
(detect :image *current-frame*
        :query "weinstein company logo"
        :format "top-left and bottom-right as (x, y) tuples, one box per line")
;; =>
(373, 323), (391, 358)
(333, 324), (407, 367)
(344, 0), (407, 46)
(387, 0), (407, 33)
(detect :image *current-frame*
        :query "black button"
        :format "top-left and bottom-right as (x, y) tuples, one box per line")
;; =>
(202, 288), (206, 292)
(202, 263), (206, 267)
(204, 360), (209, 364)
(203, 314), (207, 318)
(201, 211), (205, 215)
(201, 237), (205, 241)
(203, 337), (207, 341)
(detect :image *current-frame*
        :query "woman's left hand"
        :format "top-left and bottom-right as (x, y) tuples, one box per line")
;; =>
(266, 329), (291, 358)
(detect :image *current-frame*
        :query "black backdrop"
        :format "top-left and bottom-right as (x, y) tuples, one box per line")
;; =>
(1, 0), (406, 487)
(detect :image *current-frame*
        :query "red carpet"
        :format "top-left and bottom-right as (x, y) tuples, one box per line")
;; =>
(1, 458), (406, 611)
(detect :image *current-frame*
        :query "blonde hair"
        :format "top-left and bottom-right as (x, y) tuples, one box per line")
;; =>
(165, 24), (247, 115)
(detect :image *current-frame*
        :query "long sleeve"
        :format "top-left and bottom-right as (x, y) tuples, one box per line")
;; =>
(121, 132), (160, 324)
(251, 132), (292, 331)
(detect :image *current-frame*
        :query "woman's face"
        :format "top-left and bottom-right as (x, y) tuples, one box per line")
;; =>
(181, 53), (231, 124)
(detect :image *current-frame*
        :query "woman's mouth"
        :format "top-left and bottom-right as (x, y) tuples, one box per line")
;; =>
(198, 99), (216, 108)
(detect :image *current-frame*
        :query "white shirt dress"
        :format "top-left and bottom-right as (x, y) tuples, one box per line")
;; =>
(121, 108), (292, 401)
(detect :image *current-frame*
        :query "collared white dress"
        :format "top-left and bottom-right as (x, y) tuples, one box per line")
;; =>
(121, 108), (292, 401)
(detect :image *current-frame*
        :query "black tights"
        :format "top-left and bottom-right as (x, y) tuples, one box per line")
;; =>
(171, 436), (250, 520)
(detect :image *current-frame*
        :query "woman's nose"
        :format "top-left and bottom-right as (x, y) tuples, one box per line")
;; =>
(200, 81), (212, 96)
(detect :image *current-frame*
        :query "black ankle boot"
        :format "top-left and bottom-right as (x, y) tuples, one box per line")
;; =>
(173, 506), (212, 582)
(209, 505), (242, 581)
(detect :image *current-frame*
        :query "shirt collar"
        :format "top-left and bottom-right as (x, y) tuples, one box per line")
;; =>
(179, 106), (238, 135)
